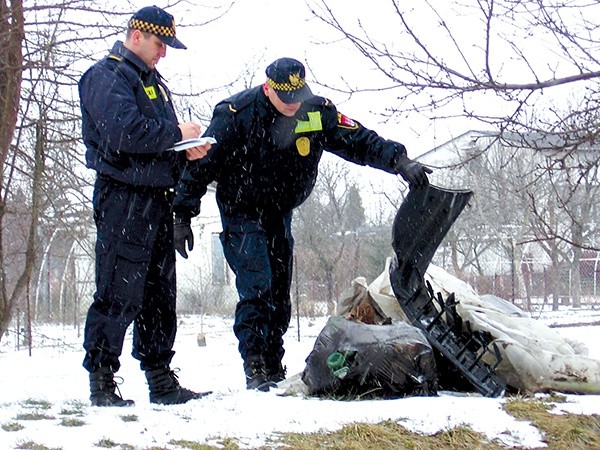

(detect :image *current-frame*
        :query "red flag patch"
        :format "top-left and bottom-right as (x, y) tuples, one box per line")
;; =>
(337, 112), (359, 129)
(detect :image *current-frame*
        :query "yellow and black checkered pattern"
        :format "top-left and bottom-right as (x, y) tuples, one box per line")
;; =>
(267, 76), (306, 92)
(129, 18), (176, 38)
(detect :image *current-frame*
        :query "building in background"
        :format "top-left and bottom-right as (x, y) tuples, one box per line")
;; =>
(418, 130), (600, 310)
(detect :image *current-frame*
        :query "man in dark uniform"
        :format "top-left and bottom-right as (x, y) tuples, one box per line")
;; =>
(79, 5), (212, 406)
(173, 57), (432, 391)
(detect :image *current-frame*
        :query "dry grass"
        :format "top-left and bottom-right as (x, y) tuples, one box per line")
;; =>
(504, 396), (600, 450)
(259, 394), (600, 450)
(271, 420), (505, 449)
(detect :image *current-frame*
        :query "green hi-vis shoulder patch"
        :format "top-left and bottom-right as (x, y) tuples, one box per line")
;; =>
(144, 86), (158, 100)
(295, 111), (323, 133)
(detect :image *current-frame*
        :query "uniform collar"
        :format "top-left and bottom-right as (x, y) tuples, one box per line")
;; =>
(110, 40), (152, 74)
(257, 88), (280, 119)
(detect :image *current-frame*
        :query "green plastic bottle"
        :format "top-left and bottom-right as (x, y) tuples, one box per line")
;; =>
(327, 351), (352, 379)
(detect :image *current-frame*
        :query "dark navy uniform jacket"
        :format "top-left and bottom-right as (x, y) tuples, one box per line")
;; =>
(174, 86), (407, 218)
(79, 41), (185, 188)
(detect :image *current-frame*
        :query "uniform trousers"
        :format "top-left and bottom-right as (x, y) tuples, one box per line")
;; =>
(218, 204), (293, 367)
(83, 176), (177, 373)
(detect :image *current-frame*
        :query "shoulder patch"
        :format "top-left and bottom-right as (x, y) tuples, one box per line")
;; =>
(228, 97), (253, 113)
(337, 112), (359, 129)
(224, 87), (260, 114)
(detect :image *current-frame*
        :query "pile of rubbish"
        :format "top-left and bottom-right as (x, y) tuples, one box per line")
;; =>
(293, 186), (600, 399)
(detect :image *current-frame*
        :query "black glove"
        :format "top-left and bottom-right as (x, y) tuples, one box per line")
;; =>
(394, 156), (433, 189)
(174, 217), (194, 259)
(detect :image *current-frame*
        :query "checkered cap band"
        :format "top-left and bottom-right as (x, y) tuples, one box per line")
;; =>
(267, 77), (306, 92)
(129, 18), (176, 38)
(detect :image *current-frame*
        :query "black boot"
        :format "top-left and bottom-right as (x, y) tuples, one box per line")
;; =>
(266, 359), (287, 384)
(145, 367), (207, 405)
(89, 368), (134, 407)
(265, 343), (287, 384)
(244, 356), (277, 392)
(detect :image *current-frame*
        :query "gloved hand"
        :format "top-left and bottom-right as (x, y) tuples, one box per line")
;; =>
(174, 217), (194, 259)
(394, 156), (433, 189)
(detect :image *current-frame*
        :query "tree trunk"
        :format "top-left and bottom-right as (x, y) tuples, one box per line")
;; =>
(571, 221), (584, 308)
(571, 257), (582, 309)
(0, 0), (25, 341)
(551, 259), (560, 312)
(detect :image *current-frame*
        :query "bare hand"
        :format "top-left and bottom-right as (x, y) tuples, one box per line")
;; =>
(179, 122), (202, 140)
(186, 143), (211, 161)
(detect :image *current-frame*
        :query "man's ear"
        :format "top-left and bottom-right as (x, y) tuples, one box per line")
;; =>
(130, 29), (143, 46)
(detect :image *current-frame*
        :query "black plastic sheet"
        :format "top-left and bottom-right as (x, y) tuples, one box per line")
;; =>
(302, 316), (438, 398)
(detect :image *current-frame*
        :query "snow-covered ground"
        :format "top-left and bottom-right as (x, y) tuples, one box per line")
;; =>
(1, 310), (599, 449)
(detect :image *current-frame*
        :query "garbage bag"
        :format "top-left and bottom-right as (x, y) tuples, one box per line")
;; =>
(302, 316), (438, 398)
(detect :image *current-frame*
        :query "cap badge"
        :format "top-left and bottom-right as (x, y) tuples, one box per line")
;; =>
(289, 72), (301, 87)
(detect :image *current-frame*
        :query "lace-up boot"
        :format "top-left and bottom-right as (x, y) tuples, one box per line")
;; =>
(244, 356), (278, 392)
(89, 367), (134, 407)
(145, 367), (206, 404)
(266, 359), (287, 384)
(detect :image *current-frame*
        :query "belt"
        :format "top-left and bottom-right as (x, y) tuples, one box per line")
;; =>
(97, 175), (175, 201)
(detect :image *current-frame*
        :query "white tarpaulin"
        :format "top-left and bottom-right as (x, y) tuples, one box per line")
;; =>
(364, 259), (600, 394)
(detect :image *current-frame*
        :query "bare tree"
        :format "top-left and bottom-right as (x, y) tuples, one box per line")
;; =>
(525, 152), (600, 308)
(0, 0), (234, 343)
(422, 131), (600, 309)
(307, 1), (600, 312)
(0, 0), (25, 341)
(294, 157), (376, 314)
(308, 0), (600, 152)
